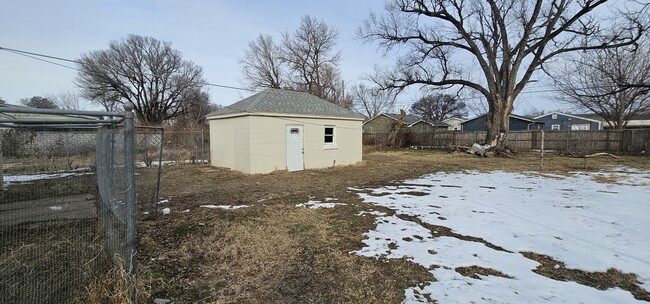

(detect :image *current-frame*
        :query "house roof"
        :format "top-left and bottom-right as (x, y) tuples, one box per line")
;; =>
(577, 113), (650, 121)
(207, 88), (363, 119)
(442, 117), (466, 123)
(462, 113), (542, 124)
(535, 111), (602, 123)
(382, 113), (422, 125)
(364, 113), (450, 127)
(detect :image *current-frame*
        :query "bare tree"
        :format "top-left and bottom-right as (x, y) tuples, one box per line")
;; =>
(20, 96), (58, 109)
(350, 83), (397, 119)
(173, 88), (220, 127)
(76, 35), (207, 125)
(282, 16), (344, 104)
(359, 0), (647, 149)
(240, 16), (350, 108)
(240, 34), (286, 90)
(47, 90), (88, 111)
(552, 39), (650, 129)
(410, 93), (467, 123)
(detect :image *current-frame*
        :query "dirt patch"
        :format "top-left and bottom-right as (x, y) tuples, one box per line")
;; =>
(521, 252), (649, 301)
(455, 266), (514, 280)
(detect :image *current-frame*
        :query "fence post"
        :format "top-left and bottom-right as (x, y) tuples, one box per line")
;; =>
(123, 102), (138, 279)
(0, 134), (3, 187)
(201, 129), (205, 164)
(539, 129), (544, 171)
(155, 128), (164, 205)
(514, 132), (519, 151)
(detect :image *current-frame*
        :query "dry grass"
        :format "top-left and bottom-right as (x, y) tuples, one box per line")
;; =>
(0, 220), (102, 303)
(522, 252), (650, 301)
(136, 149), (650, 303)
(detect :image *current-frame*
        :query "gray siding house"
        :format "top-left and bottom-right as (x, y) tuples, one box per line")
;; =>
(534, 112), (602, 131)
(462, 114), (544, 131)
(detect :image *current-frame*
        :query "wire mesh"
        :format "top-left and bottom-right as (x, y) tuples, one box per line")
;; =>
(0, 128), (105, 303)
(0, 122), (164, 303)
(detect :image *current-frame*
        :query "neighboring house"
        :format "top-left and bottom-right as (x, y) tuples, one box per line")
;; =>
(578, 113), (650, 129)
(442, 117), (465, 131)
(534, 112), (602, 131)
(461, 114), (544, 131)
(362, 113), (448, 134)
(207, 88), (363, 174)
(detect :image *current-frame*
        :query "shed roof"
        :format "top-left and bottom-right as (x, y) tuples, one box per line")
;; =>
(207, 88), (363, 119)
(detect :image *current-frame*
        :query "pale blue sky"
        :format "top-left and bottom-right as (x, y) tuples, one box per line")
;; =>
(0, 0), (568, 115)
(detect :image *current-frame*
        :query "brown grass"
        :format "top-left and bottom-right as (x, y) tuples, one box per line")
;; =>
(455, 266), (514, 280)
(522, 252), (650, 301)
(136, 149), (650, 303)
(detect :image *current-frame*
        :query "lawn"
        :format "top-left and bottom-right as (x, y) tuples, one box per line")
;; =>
(138, 150), (650, 303)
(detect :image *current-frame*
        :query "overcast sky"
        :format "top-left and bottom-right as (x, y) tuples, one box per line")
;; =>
(0, 0), (570, 116)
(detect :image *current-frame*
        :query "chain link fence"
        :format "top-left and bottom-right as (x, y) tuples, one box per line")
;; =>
(0, 105), (159, 303)
(0, 128), (102, 303)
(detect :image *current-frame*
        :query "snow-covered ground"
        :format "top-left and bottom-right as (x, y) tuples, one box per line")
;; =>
(352, 168), (650, 303)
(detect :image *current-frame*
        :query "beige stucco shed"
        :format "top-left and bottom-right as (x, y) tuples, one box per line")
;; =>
(207, 88), (364, 174)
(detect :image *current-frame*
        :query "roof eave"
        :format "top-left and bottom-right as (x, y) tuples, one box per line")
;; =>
(207, 112), (364, 121)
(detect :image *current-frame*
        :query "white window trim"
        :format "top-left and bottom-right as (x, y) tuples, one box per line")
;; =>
(551, 114), (558, 119)
(551, 124), (560, 130)
(324, 125), (337, 150)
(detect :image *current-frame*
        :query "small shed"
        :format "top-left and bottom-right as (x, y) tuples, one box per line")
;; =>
(534, 112), (602, 131)
(461, 114), (544, 131)
(207, 89), (363, 174)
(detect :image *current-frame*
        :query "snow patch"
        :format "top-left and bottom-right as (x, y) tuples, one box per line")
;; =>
(296, 199), (346, 209)
(200, 204), (250, 210)
(353, 169), (650, 303)
(3, 170), (93, 186)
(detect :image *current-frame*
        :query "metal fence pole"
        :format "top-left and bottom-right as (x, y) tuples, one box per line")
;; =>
(201, 129), (205, 164)
(123, 102), (138, 278)
(155, 128), (164, 204)
(0, 134), (3, 187)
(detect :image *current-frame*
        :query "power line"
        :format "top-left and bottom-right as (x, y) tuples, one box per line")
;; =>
(0, 45), (253, 92)
(4, 49), (79, 71)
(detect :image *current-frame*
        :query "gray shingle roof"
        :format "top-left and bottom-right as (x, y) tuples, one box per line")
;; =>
(208, 88), (363, 119)
(384, 113), (422, 125)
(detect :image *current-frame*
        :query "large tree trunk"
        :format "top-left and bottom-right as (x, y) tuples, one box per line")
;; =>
(485, 96), (513, 149)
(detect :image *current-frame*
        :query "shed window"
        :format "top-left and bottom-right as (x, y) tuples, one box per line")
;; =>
(552, 114), (558, 119)
(551, 124), (560, 131)
(324, 126), (336, 149)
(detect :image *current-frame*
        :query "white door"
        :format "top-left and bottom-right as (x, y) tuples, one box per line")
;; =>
(286, 125), (304, 171)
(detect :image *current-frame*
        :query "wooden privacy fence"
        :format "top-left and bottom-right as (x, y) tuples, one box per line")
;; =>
(363, 129), (650, 155)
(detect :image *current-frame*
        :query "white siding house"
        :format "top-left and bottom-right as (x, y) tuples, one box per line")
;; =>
(207, 89), (363, 174)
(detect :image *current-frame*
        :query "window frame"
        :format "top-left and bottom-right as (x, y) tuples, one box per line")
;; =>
(324, 125), (337, 149)
(551, 124), (560, 131)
